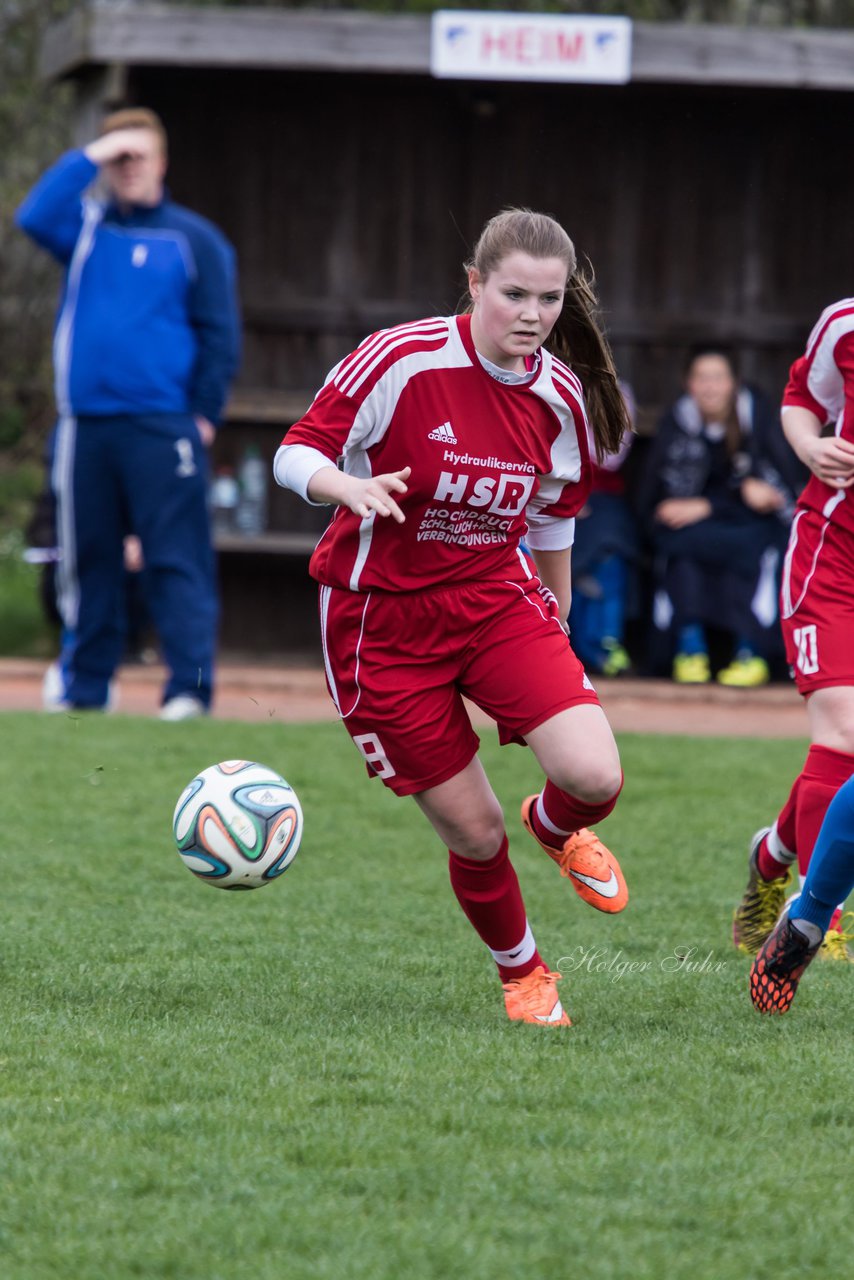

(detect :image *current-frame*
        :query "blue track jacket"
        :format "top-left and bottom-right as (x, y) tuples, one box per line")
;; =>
(16, 150), (240, 423)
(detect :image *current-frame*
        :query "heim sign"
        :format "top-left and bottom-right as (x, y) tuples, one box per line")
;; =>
(431, 11), (632, 84)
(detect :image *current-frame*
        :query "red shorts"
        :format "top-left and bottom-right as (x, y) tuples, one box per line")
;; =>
(318, 578), (600, 796)
(781, 507), (854, 696)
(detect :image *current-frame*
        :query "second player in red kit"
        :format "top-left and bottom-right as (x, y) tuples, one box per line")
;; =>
(733, 298), (854, 960)
(275, 209), (632, 1026)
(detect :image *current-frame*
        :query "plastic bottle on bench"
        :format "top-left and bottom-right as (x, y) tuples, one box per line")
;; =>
(210, 465), (240, 536)
(235, 444), (268, 536)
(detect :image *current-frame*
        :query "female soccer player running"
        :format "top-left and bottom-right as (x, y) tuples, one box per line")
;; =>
(275, 209), (631, 1027)
(733, 298), (854, 961)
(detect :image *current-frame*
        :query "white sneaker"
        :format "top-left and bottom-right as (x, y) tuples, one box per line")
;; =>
(42, 661), (67, 712)
(159, 694), (207, 722)
(42, 662), (117, 712)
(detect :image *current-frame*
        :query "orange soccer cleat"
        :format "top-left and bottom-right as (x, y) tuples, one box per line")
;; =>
(521, 797), (629, 913)
(502, 966), (572, 1027)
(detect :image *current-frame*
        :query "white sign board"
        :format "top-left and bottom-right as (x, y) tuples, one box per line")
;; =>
(431, 11), (632, 84)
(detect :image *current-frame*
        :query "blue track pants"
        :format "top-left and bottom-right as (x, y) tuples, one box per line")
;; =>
(52, 413), (217, 709)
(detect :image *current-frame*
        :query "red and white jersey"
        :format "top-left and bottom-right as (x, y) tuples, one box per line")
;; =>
(275, 313), (592, 592)
(783, 297), (854, 533)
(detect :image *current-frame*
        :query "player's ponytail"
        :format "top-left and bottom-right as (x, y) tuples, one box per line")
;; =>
(464, 207), (629, 461)
(548, 260), (631, 460)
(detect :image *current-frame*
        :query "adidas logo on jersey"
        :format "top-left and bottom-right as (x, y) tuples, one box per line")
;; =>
(427, 421), (458, 444)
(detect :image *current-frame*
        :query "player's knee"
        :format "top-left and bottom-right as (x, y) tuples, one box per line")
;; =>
(449, 810), (507, 861)
(558, 760), (623, 806)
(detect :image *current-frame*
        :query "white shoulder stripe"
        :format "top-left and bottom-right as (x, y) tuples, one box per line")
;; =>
(806, 299), (854, 357)
(337, 318), (449, 396)
(336, 318), (450, 397)
(550, 368), (587, 417)
(334, 317), (437, 390)
(339, 316), (446, 380)
(805, 312), (854, 421)
(550, 356), (584, 394)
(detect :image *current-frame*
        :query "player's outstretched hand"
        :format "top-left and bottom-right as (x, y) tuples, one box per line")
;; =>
(306, 464), (411, 521)
(804, 436), (854, 488)
(345, 467), (411, 523)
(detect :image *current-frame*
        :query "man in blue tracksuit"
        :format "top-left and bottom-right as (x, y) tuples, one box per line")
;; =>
(16, 107), (240, 718)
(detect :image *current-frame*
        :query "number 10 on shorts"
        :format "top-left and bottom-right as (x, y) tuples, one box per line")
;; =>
(354, 733), (397, 779)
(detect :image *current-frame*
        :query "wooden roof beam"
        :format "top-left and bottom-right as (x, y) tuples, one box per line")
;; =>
(40, 3), (854, 93)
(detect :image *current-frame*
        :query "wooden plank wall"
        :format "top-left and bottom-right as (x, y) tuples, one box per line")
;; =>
(129, 64), (854, 429)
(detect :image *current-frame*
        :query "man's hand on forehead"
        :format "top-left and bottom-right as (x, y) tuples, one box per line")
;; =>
(85, 128), (158, 167)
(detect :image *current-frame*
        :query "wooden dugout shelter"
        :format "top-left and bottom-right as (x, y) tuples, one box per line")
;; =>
(38, 2), (854, 653)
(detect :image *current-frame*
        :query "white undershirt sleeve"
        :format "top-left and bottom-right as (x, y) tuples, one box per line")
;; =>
(273, 443), (337, 505)
(524, 513), (575, 550)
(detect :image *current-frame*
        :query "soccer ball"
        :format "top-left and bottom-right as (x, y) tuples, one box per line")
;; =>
(173, 760), (303, 890)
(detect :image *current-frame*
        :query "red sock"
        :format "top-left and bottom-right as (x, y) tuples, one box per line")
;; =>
(756, 833), (792, 881)
(775, 774), (800, 853)
(795, 744), (854, 877)
(529, 775), (623, 850)
(448, 836), (545, 981)
(756, 776), (800, 880)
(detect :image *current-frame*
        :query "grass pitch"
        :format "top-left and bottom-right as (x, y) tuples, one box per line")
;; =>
(0, 712), (848, 1279)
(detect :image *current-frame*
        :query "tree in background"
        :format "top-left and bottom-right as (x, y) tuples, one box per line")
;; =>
(0, 0), (71, 465)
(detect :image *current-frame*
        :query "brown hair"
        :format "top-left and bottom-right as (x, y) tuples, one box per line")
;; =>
(99, 107), (168, 160)
(685, 345), (742, 456)
(465, 208), (629, 458)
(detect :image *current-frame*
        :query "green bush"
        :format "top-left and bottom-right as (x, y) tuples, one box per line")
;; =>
(0, 460), (56, 656)
(0, 405), (25, 449)
(0, 529), (56, 656)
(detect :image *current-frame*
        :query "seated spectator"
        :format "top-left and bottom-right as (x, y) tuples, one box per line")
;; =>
(569, 383), (641, 677)
(636, 345), (806, 686)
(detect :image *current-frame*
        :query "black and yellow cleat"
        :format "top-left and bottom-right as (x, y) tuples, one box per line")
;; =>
(818, 911), (854, 963)
(732, 828), (793, 955)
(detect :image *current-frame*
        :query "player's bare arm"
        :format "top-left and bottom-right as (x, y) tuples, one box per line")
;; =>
(307, 465), (411, 522)
(781, 405), (854, 488)
(530, 546), (572, 625)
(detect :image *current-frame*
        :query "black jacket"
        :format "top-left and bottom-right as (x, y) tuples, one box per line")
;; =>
(635, 385), (807, 530)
